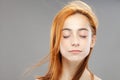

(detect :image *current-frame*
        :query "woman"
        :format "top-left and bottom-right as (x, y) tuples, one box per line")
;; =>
(35, 0), (101, 80)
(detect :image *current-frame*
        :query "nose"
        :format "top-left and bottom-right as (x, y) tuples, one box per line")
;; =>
(71, 36), (80, 47)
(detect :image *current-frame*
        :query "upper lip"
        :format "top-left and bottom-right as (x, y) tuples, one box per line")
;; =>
(69, 50), (82, 52)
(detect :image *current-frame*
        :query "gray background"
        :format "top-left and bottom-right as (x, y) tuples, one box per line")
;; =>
(0, 0), (120, 80)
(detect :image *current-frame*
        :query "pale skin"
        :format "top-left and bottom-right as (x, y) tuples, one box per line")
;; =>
(36, 13), (101, 80)
(59, 13), (101, 80)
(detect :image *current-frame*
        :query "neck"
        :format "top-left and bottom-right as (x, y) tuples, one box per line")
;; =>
(60, 57), (83, 80)
(59, 57), (91, 80)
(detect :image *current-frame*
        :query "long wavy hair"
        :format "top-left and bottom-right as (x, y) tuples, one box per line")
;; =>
(35, 1), (98, 80)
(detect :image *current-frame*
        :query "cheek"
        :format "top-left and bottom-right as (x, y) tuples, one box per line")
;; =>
(60, 38), (70, 49)
(81, 38), (91, 52)
(60, 38), (71, 55)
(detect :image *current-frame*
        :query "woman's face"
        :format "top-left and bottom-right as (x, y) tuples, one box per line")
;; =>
(60, 13), (96, 62)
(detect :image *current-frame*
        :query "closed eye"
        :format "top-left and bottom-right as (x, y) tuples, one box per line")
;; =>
(79, 35), (87, 38)
(63, 35), (70, 38)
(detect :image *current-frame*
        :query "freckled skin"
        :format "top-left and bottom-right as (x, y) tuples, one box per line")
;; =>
(60, 13), (95, 62)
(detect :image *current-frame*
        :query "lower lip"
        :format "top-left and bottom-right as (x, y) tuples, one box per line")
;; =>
(69, 51), (82, 54)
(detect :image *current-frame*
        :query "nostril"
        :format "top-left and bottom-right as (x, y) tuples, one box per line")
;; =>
(72, 43), (80, 47)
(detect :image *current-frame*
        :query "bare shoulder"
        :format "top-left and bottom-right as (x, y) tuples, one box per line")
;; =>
(35, 79), (39, 80)
(35, 75), (42, 80)
(35, 79), (42, 80)
(94, 75), (102, 80)
(35, 77), (42, 80)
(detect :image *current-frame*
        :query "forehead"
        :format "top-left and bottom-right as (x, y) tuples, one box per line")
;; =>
(63, 13), (91, 30)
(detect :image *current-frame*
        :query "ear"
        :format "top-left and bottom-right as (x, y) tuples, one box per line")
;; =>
(90, 35), (96, 48)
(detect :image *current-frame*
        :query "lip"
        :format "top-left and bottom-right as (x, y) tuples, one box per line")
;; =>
(69, 50), (82, 53)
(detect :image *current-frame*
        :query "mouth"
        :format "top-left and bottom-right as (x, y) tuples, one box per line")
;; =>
(69, 50), (82, 54)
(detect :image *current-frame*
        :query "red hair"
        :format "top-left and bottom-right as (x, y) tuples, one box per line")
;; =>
(36, 1), (98, 80)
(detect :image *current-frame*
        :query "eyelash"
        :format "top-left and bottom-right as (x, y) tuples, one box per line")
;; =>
(63, 36), (70, 38)
(63, 35), (87, 38)
(79, 35), (87, 38)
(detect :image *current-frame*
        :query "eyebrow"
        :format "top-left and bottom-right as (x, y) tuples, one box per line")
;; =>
(62, 28), (88, 31)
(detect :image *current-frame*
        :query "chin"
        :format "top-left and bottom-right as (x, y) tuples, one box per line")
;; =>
(66, 56), (85, 62)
